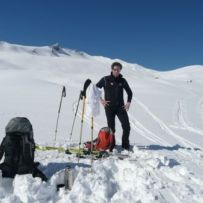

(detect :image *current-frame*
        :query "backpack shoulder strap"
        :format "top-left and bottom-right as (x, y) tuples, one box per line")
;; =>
(21, 135), (34, 163)
(0, 137), (6, 161)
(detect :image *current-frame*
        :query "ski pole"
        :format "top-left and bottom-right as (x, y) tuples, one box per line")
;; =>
(90, 116), (94, 171)
(69, 91), (82, 141)
(54, 86), (66, 142)
(78, 95), (86, 158)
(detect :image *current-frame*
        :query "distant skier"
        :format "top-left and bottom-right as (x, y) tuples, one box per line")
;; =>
(96, 62), (133, 150)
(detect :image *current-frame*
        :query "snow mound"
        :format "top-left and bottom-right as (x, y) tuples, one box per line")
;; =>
(1, 146), (202, 203)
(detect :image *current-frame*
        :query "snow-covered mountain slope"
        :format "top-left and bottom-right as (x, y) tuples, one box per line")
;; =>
(0, 41), (202, 149)
(0, 42), (203, 203)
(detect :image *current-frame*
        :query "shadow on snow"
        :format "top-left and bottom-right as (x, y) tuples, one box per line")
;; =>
(39, 162), (90, 178)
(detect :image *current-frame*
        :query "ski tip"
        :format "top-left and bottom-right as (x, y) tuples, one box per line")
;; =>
(86, 78), (92, 83)
(81, 79), (92, 98)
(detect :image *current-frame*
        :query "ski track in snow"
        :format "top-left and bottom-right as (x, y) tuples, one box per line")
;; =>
(134, 98), (203, 169)
(128, 113), (170, 146)
(134, 98), (202, 150)
(169, 99), (203, 165)
(175, 100), (203, 137)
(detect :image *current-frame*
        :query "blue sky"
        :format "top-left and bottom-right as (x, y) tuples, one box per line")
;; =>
(0, 0), (203, 70)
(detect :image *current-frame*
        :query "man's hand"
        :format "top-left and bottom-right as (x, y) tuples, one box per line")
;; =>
(123, 102), (131, 111)
(100, 99), (110, 107)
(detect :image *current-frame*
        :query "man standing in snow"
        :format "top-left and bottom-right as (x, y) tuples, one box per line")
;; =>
(96, 62), (133, 150)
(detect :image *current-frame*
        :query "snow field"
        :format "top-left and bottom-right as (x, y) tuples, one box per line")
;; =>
(0, 42), (203, 202)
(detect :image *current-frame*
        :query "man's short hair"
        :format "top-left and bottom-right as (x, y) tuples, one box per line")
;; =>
(111, 62), (122, 70)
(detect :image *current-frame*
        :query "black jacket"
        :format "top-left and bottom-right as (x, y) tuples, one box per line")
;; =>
(96, 73), (133, 107)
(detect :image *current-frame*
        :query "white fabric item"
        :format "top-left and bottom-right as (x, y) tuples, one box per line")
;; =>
(86, 84), (102, 117)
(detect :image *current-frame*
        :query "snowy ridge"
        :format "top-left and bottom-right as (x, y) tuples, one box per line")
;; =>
(0, 42), (203, 202)
(0, 41), (88, 58)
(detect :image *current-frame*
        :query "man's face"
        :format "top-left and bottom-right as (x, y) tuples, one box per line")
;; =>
(111, 65), (121, 77)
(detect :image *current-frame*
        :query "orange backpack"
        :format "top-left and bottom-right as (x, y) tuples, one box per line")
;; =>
(84, 127), (115, 152)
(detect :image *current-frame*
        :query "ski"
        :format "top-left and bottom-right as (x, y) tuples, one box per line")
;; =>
(36, 145), (131, 160)
(69, 78), (92, 141)
(66, 148), (130, 160)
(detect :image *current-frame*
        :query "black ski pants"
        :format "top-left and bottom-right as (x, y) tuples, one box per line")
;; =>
(105, 106), (130, 148)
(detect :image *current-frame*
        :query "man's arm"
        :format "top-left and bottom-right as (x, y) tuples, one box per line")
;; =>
(96, 77), (105, 89)
(96, 77), (110, 107)
(123, 79), (133, 103)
